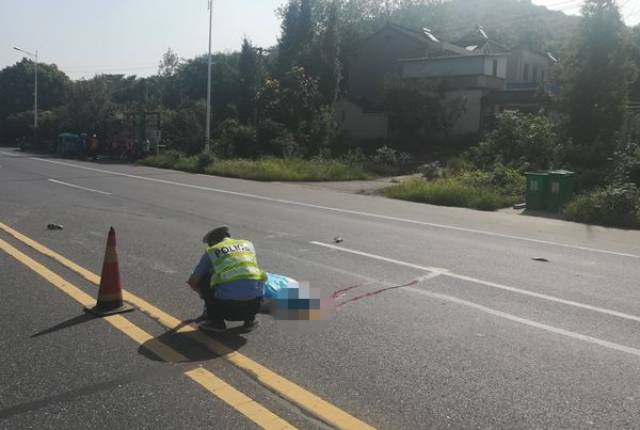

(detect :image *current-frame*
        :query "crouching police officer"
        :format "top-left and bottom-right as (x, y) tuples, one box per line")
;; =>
(187, 226), (266, 332)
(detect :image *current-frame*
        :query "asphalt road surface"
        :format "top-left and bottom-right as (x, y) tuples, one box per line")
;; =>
(2, 147), (640, 430)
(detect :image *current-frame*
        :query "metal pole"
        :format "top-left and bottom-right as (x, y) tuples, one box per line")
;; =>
(12, 47), (38, 140)
(205, 0), (213, 153)
(34, 50), (38, 132)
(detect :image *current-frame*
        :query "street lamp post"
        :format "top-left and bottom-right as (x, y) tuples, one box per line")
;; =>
(13, 47), (38, 138)
(205, 0), (213, 153)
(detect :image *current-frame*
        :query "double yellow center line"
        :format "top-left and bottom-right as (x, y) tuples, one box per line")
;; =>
(0, 222), (375, 430)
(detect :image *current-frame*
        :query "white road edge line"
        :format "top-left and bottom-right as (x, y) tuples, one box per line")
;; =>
(26, 156), (640, 260)
(47, 179), (112, 195)
(405, 288), (640, 359)
(310, 241), (640, 324)
(0, 151), (20, 157)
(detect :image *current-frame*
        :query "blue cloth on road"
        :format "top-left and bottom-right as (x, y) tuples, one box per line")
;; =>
(263, 273), (300, 299)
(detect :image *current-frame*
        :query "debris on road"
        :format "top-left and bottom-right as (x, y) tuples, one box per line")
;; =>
(47, 223), (64, 230)
(333, 236), (344, 243)
(532, 257), (550, 262)
(513, 203), (526, 209)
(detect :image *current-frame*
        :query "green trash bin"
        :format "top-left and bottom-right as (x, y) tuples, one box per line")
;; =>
(547, 170), (575, 212)
(525, 172), (549, 210)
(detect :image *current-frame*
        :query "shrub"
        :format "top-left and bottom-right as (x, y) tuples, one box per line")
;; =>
(368, 145), (413, 176)
(342, 148), (369, 167)
(418, 161), (444, 180)
(465, 111), (561, 173)
(196, 152), (215, 171)
(213, 119), (257, 158)
(445, 156), (474, 175)
(457, 164), (526, 200)
(564, 183), (640, 228)
(257, 119), (300, 157)
(139, 150), (182, 168)
(612, 141), (640, 186)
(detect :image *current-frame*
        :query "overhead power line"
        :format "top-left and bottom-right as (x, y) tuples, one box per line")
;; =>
(437, 0), (585, 36)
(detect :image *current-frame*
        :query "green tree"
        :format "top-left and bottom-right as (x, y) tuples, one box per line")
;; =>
(258, 66), (320, 127)
(257, 66), (321, 154)
(562, 0), (635, 153)
(161, 101), (207, 154)
(0, 59), (69, 140)
(296, 0), (315, 70)
(318, 0), (342, 106)
(61, 76), (123, 143)
(238, 38), (262, 124)
(158, 48), (182, 108)
(109, 75), (161, 108)
(158, 48), (180, 77)
(175, 53), (241, 125)
(276, 0), (317, 75)
(276, 0), (301, 76)
(630, 25), (640, 101)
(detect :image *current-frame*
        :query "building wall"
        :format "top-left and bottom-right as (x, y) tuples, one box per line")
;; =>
(402, 55), (507, 80)
(444, 89), (486, 135)
(506, 49), (550, 88)
(334, 98), (389, 140)
(483, 56), (508, 78)
(347, 28), (428, 103)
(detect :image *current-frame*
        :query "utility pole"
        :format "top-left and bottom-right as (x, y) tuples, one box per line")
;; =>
(13, 47), (38, 141)
(205, 0), (213, 153)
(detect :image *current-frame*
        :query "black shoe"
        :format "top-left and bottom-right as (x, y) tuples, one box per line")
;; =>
(241, 320), (259, 332)
(199, 319), (227, 332)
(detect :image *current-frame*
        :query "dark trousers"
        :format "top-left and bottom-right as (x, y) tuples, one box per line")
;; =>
(198, 277), (261, 322)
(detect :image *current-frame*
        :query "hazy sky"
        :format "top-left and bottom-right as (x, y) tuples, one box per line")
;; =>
(1, 0), (639, 79)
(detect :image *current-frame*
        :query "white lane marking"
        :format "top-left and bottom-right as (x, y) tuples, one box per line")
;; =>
(47, 179), (112, 195)
(406, 288), (640, 358)
(28, 156), (640, 260)
(310, 241), (640, 324)
(310, 241), (449, 273)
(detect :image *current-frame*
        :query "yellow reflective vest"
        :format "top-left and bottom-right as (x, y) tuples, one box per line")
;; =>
(206, 238), (266, 288)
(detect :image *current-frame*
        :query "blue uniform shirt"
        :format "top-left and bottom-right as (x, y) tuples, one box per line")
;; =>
(192, 252), (263, 300)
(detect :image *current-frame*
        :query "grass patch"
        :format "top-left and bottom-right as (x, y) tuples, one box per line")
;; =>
(383, 168), (525, 211)
(173, 156), (201, 172)
(140, 152), (370, 181)
(140, 151), (214, 173)
(204, 157), (370, 181)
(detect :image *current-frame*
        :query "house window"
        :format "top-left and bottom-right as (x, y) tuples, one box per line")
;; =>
(492, 59), (498, 77)
(533, 66), (538, 82)
(523, 64), (530, 81)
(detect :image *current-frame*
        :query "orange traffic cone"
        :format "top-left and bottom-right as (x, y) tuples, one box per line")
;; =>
(85, 227), (134, 316)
